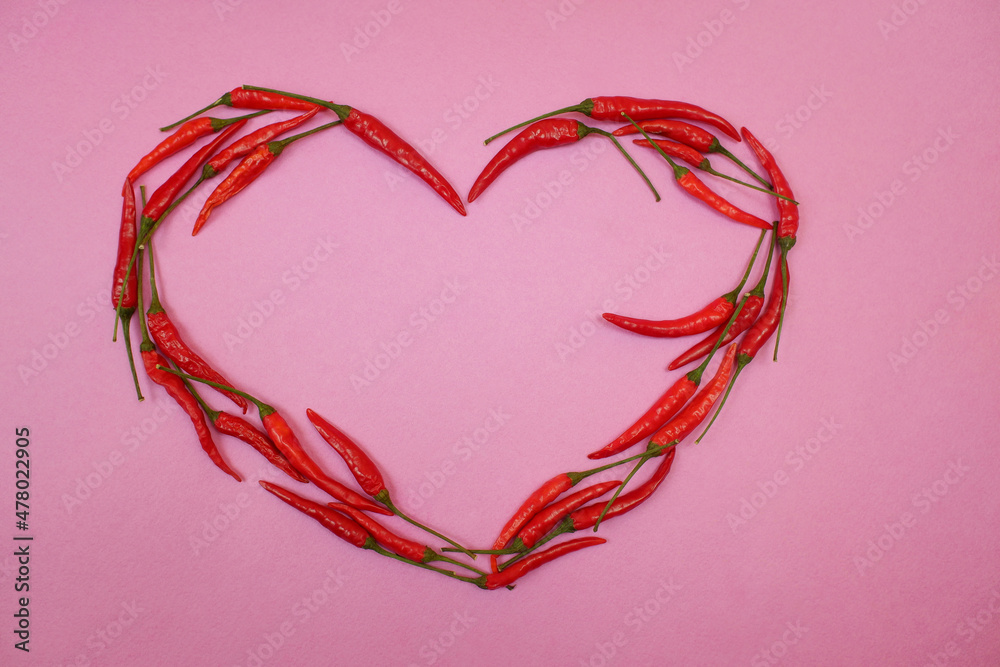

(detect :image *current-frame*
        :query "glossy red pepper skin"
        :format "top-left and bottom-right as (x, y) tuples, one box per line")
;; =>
(667, 296), (763, 371)
(571, 447), (677, 530)
(742, 127), (798, 249)
(260, 481), (372, 549)
(127, 118), (216, 185)
(212, 411), (307, 483)
(227, 88), (320, 113)
(675, 168), (771, 230)
(140, 348), (241, 482)
(341, 107), (467, 216)
(588, 373), (699, 459)
(468, 119), (585, 202)
(192, 142), (275, 235)
(490, 472), (576, 573)
(515, 481), (621, 549)
(737, 255), (786, 363)
(484, 536), (607, 590)
(632, 137), (707, 171)
(585, 97), (740, 141)
(603, 296), (734, 338)
(113, 180), (139, 314)
(259, 411), (392, 516)
(651, 345), (737, 447)
(140, 120), (247, 232)
(612, 119), (717, 153)
(306, 408), (385, 498)
(203, 107), (319, 179)
(328, 503), (429, 563)
(146, 310), (249, 413)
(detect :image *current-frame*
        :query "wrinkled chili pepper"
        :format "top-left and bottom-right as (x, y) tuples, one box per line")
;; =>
(483, 536), (607, 590)
(613, 119), (769, 187)
(260, 481), (373, 549)
(603, 229), (765, 338)
(113, 179), (143, 400)
(134, 251), (241, 482)
(202, 107), (320, 179)
(306, 408), (475, 557)
(513, 480), (621, 550)
(160, 88), (320, 132)
(242, 85), (468, 216)
(144, 241), (249, 413)
(651, 343), (737, 448)
(192, 120), (341, 235)
(667, 237), (774, 370)
(467, 118), (659, 202)
(484, 96), (740, 144)
(127, 111), (269, 187)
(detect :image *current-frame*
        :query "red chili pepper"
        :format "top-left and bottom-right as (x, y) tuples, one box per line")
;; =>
(667, 237), (775, 370)
(126, 111), (267, 186)
(650, 344), (737, 448)
(214, 411), (308, 483)
(260, 481), (373, 549)
(192, 120), (341, 235)
(489, 472), (577, 573)
(242, 85), (475, 215)
(484, 97), (739, 144)
(113, 179), (143, 400)
(468, 118), (659, 202)
(160, 88), (320, 132)
(203, 107), (320, 179)
(514, 480), (621, 550)
(144, 241), (249, 413)
(305, 408), (384, 497)
(613, 119), (770, 188)
(483, 536), (607, 590)
(140, 120), (248, 236)
(571, 448), (677, 530)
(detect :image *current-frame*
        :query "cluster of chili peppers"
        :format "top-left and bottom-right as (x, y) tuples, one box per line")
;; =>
(112, 87), (799, 590)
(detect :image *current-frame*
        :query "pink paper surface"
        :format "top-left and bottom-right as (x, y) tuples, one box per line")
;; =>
(2, 1), (999, 665)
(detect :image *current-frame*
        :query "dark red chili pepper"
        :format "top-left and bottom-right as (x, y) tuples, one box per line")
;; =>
(202, 107), (320, 179)
(192, 120), (341, 235)
(514, 480), (621, 550)
(467, 118), (659, 203)
(242, 85), (473, 215)
(572, 448), (677, 530)
(667, 237), (775, 370)
(260, 481), (373, 549)
(603, 229), (766, 339)
(160, 88), (320, 132)
(113, 179), (143, 400)
(483, 536), (607, 590)
(484, 97), (739, 144)
(651, 343), (737, 448)
(126, 111), (268, 186)
(139, 120), (248, 237)
(144, 241), (248, 413)
(613, 119), (770, 188)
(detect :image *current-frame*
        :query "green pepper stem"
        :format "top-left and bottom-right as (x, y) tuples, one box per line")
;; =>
(586, 127), (660, 201)
(722, 229), (768, 304)
(698, 161), (797, 203)
(378, 493), (476, 559)
(713, 143), (773, 188)
(592, 443), (660, 531)
(623, 113), (686, 179)
(155, 366), (270, 415)
(427, 551), (489, 576)
(497, 517), (574, 571)
(483, 103), (587, 145)
(119, 312), (143, 401)
(369, 543), (487, 588)
(158, 93), (231, 131)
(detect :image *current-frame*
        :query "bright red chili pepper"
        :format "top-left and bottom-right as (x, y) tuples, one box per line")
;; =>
(214, 411), (308, 483)
(305, 408), (384, 498)
(260, 481), (373, 549)
(140, 120), (248, 236)
(742, 127), (798, 251)
(144, 242), (249, 413)
(484, 97), (739, 144)
(489, 472), (577, 573)
(113, 179), (143, 400)
(160, 88), (320, 132)
(570, 448), (677, 530)
(483, 536), (607, 590)
(633, 137), (707, 170)
(202, 107), (320, 179)
(127, 111), (267, 186)
(514, 480), (621, 550)
(674, 168), (770, 230)
(651, 344), (737, 447)
(192, 120), (340, 235)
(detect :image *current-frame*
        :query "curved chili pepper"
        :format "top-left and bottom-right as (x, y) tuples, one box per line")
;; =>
(242, 85), (473, 216)
(667, 238), (775, 370)
(484, 96), (739, 144)
(126, 111), (268, 186)
(144, 241), (248, 413)
(651, 343), (737, 447)
(572, 447), (677, 530)
(113, 179), (143, 400)
(468, 118), (658, 202)
(202, 107), (320, 179)
(489, 472), (577, 573)
(160, 88), (320, 132)
(483, 536), (607, 590)
(613, 119), (769, 187)
(140, 120), (248, 237)
(514, 480), (621, 550)
(260, 481), (373, 549)
(192, 120), (341, 235)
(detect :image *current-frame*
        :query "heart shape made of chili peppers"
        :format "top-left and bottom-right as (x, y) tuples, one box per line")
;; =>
(112, 85), (798, 590)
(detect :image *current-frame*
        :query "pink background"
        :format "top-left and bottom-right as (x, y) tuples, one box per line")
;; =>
(2, 1), (999, 665)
